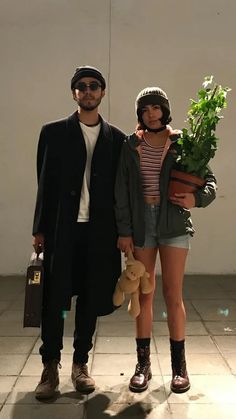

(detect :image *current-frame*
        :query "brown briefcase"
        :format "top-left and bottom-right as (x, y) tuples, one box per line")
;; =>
(23, 252), (44, 327)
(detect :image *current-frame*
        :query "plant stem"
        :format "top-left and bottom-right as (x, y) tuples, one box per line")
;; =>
(192, 85), (218, 141)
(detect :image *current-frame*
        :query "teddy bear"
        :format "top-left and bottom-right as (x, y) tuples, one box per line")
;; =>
(113, 251), (153, 318)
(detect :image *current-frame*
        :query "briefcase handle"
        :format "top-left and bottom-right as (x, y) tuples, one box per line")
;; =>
(34, 242), (43, 258)
(35, 247), (42, 260)
(29, 250), (44, 267)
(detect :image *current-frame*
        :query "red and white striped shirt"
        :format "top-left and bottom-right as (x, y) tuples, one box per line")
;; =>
(140, 137), (165, 198)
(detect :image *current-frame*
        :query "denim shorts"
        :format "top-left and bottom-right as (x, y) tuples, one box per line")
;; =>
(136, 203), (190, 249)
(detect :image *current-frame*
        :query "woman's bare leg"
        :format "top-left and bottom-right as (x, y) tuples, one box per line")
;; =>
(134, 247), (158, 337)
(159, 245), (188, 340)
(159, 245), (190, 393)
(129, 247), (158, 392)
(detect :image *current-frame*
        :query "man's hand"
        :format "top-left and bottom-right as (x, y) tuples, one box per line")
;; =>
(33, 233), (45, 253)
(169, 192), (196, 209)
(117, 236), (134, 255)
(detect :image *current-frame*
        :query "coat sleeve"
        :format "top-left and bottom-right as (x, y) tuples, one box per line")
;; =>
(114, 141), (133, 237)
(194, 166), (217, 208)
(32, 125), (49, 235)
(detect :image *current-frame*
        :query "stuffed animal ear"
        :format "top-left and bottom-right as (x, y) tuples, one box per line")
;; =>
(126, 259), (134, 267)
(127, 251), (135, 262)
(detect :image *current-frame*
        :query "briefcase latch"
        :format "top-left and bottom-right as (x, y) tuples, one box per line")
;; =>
(28, 270), (41, 285)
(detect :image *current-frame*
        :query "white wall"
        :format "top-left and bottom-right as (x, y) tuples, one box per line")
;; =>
(0, 0), (235, 274)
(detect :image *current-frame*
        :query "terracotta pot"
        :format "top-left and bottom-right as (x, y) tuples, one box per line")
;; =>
(168, 169), (205, 198)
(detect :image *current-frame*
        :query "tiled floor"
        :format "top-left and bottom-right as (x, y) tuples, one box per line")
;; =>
(0, 275), (236, 418)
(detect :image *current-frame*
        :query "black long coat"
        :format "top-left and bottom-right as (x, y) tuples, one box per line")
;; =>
(33, 111), (125, 315)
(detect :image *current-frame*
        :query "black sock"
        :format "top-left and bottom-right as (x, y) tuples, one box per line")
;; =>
(170, 338), (185, 351)
(136, 338), (151, 348)
(170, 338), (186, 374)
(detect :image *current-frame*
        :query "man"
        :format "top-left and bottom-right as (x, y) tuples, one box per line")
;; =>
(33, 66), (126, 399)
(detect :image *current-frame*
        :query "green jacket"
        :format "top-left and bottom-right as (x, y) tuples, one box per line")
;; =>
(115, 133), (217, 246)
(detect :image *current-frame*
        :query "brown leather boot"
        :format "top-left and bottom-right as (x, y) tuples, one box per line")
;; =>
(129, 347), (152, 393)
(170, 339), (190, 393)
(71, 363), (95, 393)
(35, 359), (60, 400)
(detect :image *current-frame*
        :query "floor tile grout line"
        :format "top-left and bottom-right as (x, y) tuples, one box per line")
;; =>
(1, 275), (236, 416)
(151, 330), (171, 407)
(0, 332), (40, 408)
(209, 333), (236, 376)
(89, 320), (98, 375)
(0, 375), (18, 412)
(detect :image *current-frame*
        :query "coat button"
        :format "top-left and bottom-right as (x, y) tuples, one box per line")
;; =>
(70, 190), (76, 196)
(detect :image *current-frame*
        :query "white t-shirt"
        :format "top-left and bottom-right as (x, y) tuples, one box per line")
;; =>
(77, 121), (101, 222)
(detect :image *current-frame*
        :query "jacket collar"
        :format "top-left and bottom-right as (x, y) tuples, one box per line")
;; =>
(67, 111), (111, 141)
(126, 126), (181, 149)
(126, 127), (181, 167)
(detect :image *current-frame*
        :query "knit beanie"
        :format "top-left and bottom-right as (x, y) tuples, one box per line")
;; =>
(135, 87), (172, 125)
(71, 65), (106, 90)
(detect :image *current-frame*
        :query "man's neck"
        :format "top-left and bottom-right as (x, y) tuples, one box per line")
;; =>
(78, 109), (100, 126)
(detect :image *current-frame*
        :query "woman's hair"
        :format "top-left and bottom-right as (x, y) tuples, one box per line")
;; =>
(135, 124), (144, 139)
(135, 87), (172, 127)
(137, 106), (171, 128)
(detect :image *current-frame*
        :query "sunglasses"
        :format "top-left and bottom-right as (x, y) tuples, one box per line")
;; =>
(74, 81), (102, 92)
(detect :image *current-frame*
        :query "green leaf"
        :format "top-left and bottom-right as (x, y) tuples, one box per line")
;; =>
(174, 76), (230, 176)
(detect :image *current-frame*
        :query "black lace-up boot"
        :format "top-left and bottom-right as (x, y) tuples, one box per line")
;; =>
(129, 345), (152, 392)
(170, 338), (190, 393)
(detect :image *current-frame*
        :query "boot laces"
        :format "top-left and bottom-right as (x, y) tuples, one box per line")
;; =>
(135, 360), (149, 375)
(41, 361), (60, 382)
(80, 364), (89, 377)
(135, 346), (150, 375)
(173, 361), (186, 378)
(172, 347), (186, 378)
(74, 363), (89, 378)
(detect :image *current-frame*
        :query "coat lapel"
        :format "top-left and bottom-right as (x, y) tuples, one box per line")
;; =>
(91, 118), (112, 177)
(66, 111), (87, 176)
(66, 112), (112, 179)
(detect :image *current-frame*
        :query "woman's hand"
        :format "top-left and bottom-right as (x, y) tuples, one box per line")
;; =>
(169, 192), (196, 209)
(33, 233), (45, 253)
(117, 236), (134, 255)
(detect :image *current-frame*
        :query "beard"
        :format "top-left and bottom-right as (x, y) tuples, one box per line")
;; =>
(76, 95), (102, 111)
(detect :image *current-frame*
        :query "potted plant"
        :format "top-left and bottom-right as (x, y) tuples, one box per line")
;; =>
(168, 76), (230, 197)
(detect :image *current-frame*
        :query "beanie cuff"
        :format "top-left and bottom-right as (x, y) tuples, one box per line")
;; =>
(71, 66), (106, 90)
(137, 94), (169, 110)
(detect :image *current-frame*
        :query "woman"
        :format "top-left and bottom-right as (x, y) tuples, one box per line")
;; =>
(115, 87), (217, 393)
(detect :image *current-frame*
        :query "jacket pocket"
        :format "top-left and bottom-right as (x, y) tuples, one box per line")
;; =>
(161, 204), (192, 237)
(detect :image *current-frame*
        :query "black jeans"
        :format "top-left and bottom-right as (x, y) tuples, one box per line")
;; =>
(40, 222), (97, 364)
